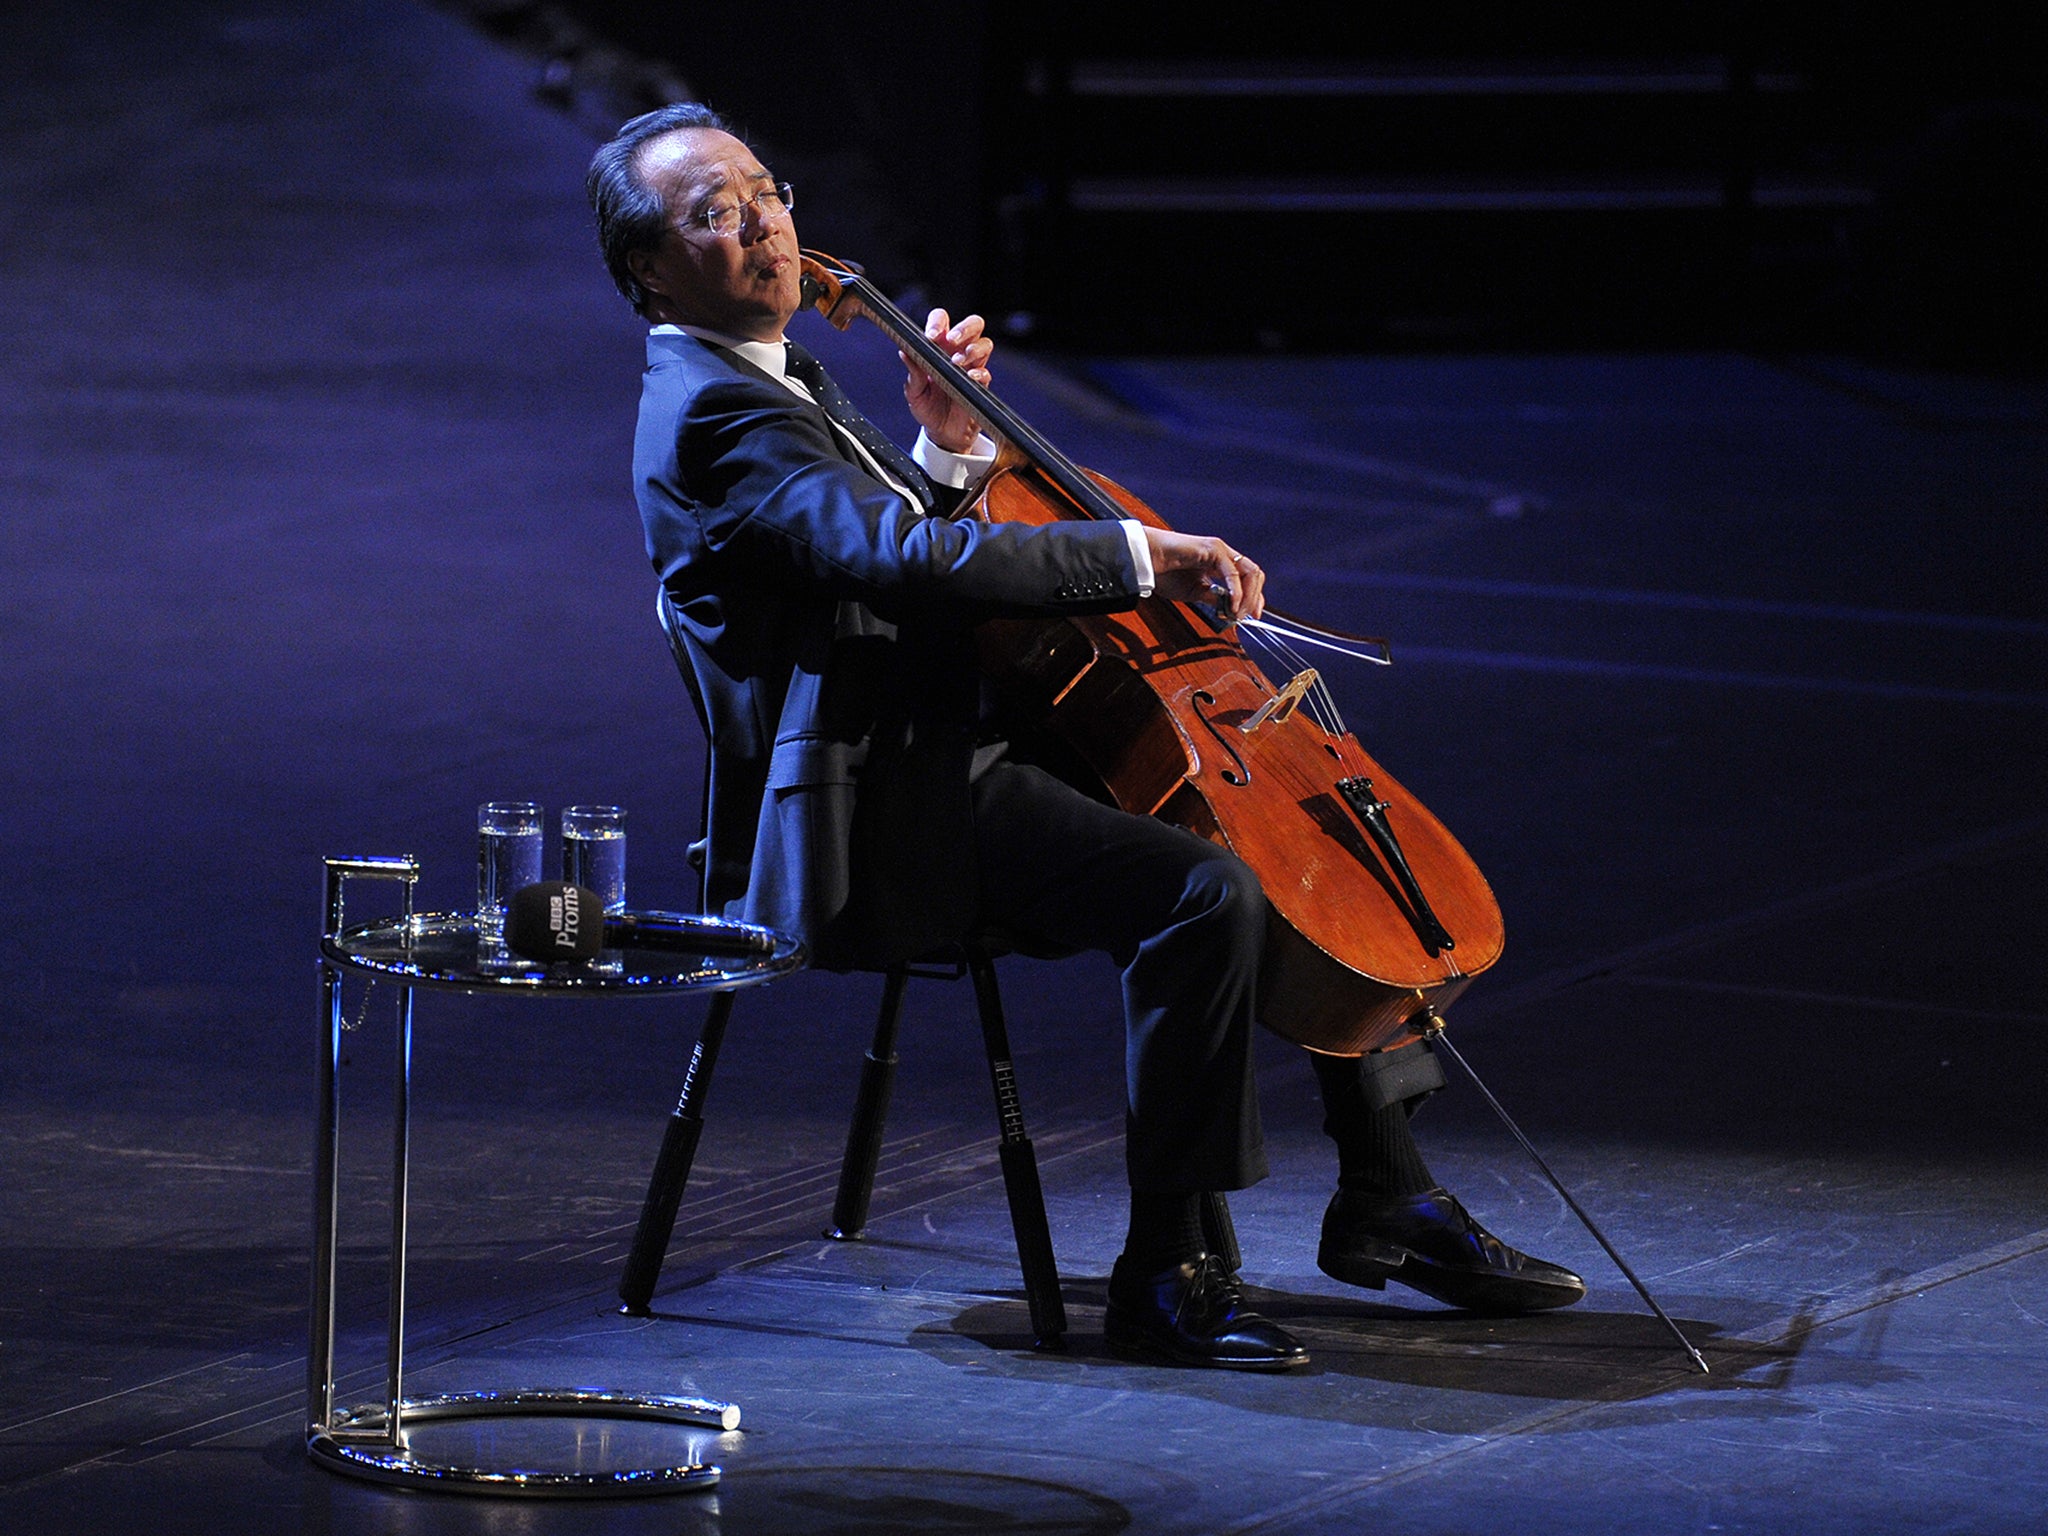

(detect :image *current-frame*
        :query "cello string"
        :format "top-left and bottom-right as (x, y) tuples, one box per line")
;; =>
(1230, 612), (1389, 761)
(1238, 622), (1355, 747)
(1246, 623), (1384, 775)
(1228, 618), (1359, 753)
(1238, 624), (1331, 732)
(823, 260), (1128, 527)
(1238, 621), (1348, 748)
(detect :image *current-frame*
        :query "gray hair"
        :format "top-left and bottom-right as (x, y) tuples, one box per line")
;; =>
(587, 102), (739, 315)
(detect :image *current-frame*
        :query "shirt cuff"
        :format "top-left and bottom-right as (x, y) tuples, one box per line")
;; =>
(1120, 519), (1154, 595)
(913, 428), (997, 489)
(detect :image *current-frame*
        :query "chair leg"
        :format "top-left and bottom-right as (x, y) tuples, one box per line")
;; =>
(826, 967), (910, 1240)
(964, 948), (1067, 1349)
(1200, 1190), (1242, 1273)
(618, 989), (736, 1315)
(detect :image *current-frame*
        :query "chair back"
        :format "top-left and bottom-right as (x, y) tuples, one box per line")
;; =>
(655, 587), (716, 906)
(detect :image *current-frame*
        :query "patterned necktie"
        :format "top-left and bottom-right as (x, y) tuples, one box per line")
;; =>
(783, 340), (935, 513)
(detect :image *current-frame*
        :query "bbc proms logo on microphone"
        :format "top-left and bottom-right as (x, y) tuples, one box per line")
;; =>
(507, 881), (607, 962)
(507, 880), (777, 962)
(549, 884), (582, 947)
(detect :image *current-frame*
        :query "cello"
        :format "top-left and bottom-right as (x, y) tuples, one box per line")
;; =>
(799, 249), (1503, 1059)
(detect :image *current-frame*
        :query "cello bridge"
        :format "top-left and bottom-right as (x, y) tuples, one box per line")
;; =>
(1238, 667), (1318, 733)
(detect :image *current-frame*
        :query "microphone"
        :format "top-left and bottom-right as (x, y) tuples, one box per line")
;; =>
(503, 881), (779, 962)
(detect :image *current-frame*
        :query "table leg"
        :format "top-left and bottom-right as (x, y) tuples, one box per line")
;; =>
(308, 961), (344, 1432)
(386, 983), (413, 1444)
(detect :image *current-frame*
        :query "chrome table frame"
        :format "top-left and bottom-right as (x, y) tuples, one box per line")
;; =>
(308, 855), (800, 1496)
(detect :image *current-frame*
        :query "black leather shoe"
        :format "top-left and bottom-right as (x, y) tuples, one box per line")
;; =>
(1105, 1252), (1310, 1371)
(1319, 1186), (1586, 1315)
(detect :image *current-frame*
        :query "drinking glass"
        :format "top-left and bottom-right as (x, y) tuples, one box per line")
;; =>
(561, 804), (626, 916)
(476, 801), (543, 939)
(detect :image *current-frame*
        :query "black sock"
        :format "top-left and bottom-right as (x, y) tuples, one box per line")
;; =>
(1123, 1190), (1207, 1271)
(1311, 1052), (1437, 1199)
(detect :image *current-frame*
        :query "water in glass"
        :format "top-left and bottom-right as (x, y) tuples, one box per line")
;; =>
(477, 801), (544, 937)
(562, 805), (626, 915)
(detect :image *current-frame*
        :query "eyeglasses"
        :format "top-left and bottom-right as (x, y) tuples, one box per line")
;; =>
(685, 181), (795, 239)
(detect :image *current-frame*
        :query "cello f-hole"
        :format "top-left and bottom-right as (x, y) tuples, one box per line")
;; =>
(1190, 690), (1250, 786)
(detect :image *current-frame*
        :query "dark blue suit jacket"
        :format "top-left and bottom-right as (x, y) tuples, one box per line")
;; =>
(633, 330), (1142, 965)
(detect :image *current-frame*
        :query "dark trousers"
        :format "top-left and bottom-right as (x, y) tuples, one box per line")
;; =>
(967, 760), (1268, 1196)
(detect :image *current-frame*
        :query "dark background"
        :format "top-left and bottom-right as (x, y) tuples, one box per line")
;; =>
(465, 0), (2048, 362)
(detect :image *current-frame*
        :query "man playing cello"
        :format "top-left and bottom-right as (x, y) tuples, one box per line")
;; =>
(587, 103), (1584, 1371)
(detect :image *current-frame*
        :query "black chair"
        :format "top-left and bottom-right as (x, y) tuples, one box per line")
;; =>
(618, 591), (1239, 1348)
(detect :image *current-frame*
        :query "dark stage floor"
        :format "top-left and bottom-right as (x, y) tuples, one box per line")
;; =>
(3, 4), (2046, 1533)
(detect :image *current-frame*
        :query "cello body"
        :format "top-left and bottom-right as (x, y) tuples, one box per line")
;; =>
(973, 461), (1502, 1056)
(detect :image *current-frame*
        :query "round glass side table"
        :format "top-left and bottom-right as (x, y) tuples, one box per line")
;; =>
(308, 855), (804, 1496)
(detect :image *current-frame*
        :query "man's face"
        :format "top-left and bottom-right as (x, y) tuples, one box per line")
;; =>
(627, 128), (801, 340)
